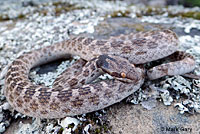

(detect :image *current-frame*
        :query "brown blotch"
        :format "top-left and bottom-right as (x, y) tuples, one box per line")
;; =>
(24, 96), (31, 103)
(12, 60), (22, 66)
(24, 89), (36, 98)
(152, 34), (163, 40)
(78, 87), (91, 96)
(147, 41), (158, 49)
(17, 55), (25, 60)
(18, 81), (28, 87)
(63, 108), (70, 114)
(38, 87), (49, 92)
(50, 46), (55, 51)
(14, 85), (24, 96)
(149, 30), (157, 35)
(52, 86), (63, 92)
(13, 77), (22, 85)
(80, 79), (86, 85)
(88, 94), (99, 105)
(10, 66), (19, 72)
(38, 91), (51, 104)
(100, 46), (110, 53)
(77, 37), (85, 42)
(30, 100), (38, 112)
(121, 46), (132, 54)
(40, 110), (48, 115)
(74, 48), (77, 52)
(82, 51), (87, 55)
(19, 71), (27, 76)
(22, 58), (29, 64)
(135, 51), (147, 55)
(83, 38), (94, 45)
(20, 66), (27, 71)
(74, 70), (82, 76)
(48, 52), (52, 57)
(163, 29), (172, 34)
(71, 40), (76, 47)
(172, 32), (178, 40)
(96, 40), (107, 46)
(90, 64), (96, 71)
(50, 102), (60, 111)
(143, 32), (149, 37)
(57, 89), (73, 102)
(85, 61), (92, 68)
(11, 73), (19, 78)
(68, 78), (78, 87)
(92, 83), (102, 92)
(77, 44), (82, 51)
(10, 82), (16, 92)
(16, 98), (23, 108)
(12, 77), (20, 83)
(43, 48), (47, 53)
(131, 38), (147, 46)
(89, 44), (96, 51)
(61, 42), (67, 49)
(110, 41), (123, 48)
(52, 81), (59, 87)
(9, 94), (14, 103)
(24, 108), (30, 113)
(6, 77), (12, 84)
(104, 90), (113, 98)
(117, 84), (127, 93)
(159, 45), (167, 49)
(83, 69), (90, 77)
(157, 65), (169, 74)
(71, 97), (84, 107)
(73, 65), (81, 70)
(60, 78), (68, 85)
(54, 76), (62, 82)
(5, 71), (11, 79)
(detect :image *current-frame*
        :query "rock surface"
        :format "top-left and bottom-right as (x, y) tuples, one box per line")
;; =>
(107, 101), (199, 134)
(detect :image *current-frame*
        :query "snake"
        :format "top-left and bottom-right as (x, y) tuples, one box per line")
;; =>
(4, 29), (196, 118)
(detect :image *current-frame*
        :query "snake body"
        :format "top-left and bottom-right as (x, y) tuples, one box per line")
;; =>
(4, 30), (195, 118)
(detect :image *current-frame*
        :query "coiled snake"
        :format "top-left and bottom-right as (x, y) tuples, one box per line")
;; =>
(4, 30), (195, 118)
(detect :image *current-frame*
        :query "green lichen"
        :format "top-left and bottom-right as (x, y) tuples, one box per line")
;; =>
(72, 111), (112, 134)
(53, 2), (86, 16)
(67, 123), (75, 129)
(0, 15), (9, 21)
(121, 23), (145, 32)
(137, 6), (200, 20)
(0, 1), (85, 22)
(95, 128), (101, 133)
(109, 10), (131, 18)
(0, 14), (25, 21)
(137, 7), (164, 17)
(179, 0), (200, 7)
(169, 11), (200, 20)
(57, 127), (64, 134)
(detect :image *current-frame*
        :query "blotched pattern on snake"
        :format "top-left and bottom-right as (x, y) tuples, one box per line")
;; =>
(4, 29), (195, 118)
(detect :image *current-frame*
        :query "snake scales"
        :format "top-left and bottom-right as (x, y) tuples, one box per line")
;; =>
(4, 29), (195, 118)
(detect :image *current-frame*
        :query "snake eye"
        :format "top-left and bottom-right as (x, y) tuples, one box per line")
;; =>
(121, 72), (126, 78)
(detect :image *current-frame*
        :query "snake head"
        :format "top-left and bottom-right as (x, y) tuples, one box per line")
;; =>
(96, 55), (144, 83)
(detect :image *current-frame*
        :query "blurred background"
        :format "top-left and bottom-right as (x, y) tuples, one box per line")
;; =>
(112, 0), (200, 7)
(0, 0), (200, 7)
